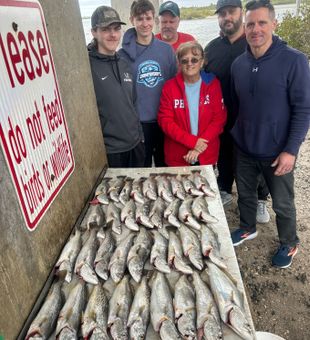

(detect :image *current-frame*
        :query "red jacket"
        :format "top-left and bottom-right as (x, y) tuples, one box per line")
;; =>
(158, 71), (227, 166)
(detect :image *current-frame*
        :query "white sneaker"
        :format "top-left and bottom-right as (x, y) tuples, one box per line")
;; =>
(256, 200), (270, 223)
(220, 191), (233, 206)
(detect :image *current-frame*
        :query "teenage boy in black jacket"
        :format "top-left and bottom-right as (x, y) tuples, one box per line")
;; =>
(89, 6), (144, 168)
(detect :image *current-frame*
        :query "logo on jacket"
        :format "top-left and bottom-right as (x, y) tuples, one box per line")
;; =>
(123, 72), (132, 82)
(252, 67), (259, 72)
(204, 95), (210, 105)
(137, 60), (163, 88)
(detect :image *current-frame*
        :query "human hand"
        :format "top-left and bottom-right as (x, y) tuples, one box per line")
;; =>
(184, 149), (200, 164)
(271, 152), (296, 176)
(194, 138), (208, 153)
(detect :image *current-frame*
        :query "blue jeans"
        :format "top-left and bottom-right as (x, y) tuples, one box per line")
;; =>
(235, 148), (299, 247)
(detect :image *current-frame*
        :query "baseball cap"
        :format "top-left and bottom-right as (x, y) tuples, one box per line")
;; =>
(215, 0), (242, 13)
(91, 6), (126, 29)
(159, 1), (180, 17)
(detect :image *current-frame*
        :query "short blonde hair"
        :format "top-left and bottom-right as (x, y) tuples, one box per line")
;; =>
(176, 41), (204, 62)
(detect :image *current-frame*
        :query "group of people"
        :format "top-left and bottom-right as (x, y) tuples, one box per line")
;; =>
(88, 0), (310, 269)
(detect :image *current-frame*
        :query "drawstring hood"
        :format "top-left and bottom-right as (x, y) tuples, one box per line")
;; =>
(88, 43), (122, 84)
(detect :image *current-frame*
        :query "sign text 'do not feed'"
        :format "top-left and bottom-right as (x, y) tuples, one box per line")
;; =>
(0, 0), (75, 230)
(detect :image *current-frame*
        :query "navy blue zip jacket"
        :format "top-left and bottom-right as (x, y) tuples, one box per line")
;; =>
(231, 36), (310, 159)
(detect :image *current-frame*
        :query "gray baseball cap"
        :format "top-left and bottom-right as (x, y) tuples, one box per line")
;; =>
(215, 0), (242, 13)
(91, 6), (126, 29)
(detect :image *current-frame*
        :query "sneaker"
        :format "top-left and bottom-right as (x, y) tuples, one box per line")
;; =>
(256, 200), (270, 224)
(220, 191), (233, 206)
(231, 228), (258, 247)
(272, 244), (298, 268)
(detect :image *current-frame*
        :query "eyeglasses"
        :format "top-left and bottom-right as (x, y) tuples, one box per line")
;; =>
(180, 57), (202, 65)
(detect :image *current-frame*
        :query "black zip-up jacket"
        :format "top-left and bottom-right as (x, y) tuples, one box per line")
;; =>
(205, 35), (246, 130)
(88, 44), (143, 154)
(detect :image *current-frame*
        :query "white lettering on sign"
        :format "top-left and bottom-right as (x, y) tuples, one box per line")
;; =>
(0, 0), (75, 230)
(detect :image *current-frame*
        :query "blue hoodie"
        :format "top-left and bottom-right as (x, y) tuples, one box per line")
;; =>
(119, 28), (177, 123)
(231, 36), (310, 159)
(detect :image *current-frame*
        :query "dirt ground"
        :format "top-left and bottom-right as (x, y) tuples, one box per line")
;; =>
(224, 133), (310, 340)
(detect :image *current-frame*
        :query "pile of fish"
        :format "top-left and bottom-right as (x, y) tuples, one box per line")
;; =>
(25, 171), (255, 340)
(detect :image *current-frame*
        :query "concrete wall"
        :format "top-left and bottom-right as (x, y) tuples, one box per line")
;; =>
(0, 0), (106, 338)
(112, 0), (161, 32)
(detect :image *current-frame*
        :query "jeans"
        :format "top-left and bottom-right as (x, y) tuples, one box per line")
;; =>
(218, 131), (269, 200)
(235, 148), (299, 247)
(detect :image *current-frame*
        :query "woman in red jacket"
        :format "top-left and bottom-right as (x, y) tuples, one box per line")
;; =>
(158, 41), (226, 166)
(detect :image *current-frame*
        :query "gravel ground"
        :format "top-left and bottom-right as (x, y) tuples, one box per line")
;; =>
(224, 133), (310, 340)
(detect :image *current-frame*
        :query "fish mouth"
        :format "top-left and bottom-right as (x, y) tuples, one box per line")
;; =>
(89, 197), (100, 204)
(25, 330), (42, 340)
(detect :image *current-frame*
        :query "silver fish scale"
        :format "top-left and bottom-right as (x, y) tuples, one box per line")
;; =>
(142, 176), (158, 201)
(81, 283), (109, 339)
(156, 175), (174, 203)
(174, 275), (197, 339)
(150, 272), (174, 332)
(179, 224), (204, 270)
(55, 229), (82, 283)
(109, 233), (134, 283)
(192, 271), (222, 340)
(94, 230), (115, 280)
(56, 281), (86, 338)
(127, 228), (152, 282)
(168, 231), (193, 274)
(150, 231), (170, 273)
(108, 276), (133, 340)
(127, 277), (150, 339)
(26, 280), (63, 339)
(119, 178), (133, 205)
(206, 261), (254, 340)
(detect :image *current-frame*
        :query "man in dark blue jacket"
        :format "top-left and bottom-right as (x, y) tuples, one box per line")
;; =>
(230, 0), (310, 268)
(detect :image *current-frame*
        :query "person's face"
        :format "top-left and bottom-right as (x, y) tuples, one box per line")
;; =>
(245, 7), (276, 51)
(218, 6), (243, 36)
(91, 23), (122, 55)
(179, 50), (204, 80)
(131, 10), (155, 40)
(159, 12), (180, 42)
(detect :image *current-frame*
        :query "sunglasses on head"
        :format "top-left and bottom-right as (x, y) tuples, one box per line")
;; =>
(180, 57), (202, 65)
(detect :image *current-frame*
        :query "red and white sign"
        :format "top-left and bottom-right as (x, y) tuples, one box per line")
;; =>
(0, 0), (75, 230)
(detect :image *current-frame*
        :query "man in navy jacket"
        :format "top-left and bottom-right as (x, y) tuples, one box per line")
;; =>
(230, 0), (310, 268)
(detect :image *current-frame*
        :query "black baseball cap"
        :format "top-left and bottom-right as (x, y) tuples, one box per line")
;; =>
(159, 1), (180, 17)
(215, 0), (242, 13)
(91, 6), (126, 29)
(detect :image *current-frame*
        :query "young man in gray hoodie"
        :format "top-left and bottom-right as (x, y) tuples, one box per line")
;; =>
(119, 0), (177, 167)
(89, 6), (145, 168)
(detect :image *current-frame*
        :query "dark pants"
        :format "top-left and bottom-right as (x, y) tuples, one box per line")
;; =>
(235, 148), (299, 247)
(141, 122), (165, 167)
(107, 141), (145, 168)
(217, 131), (269, 200)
